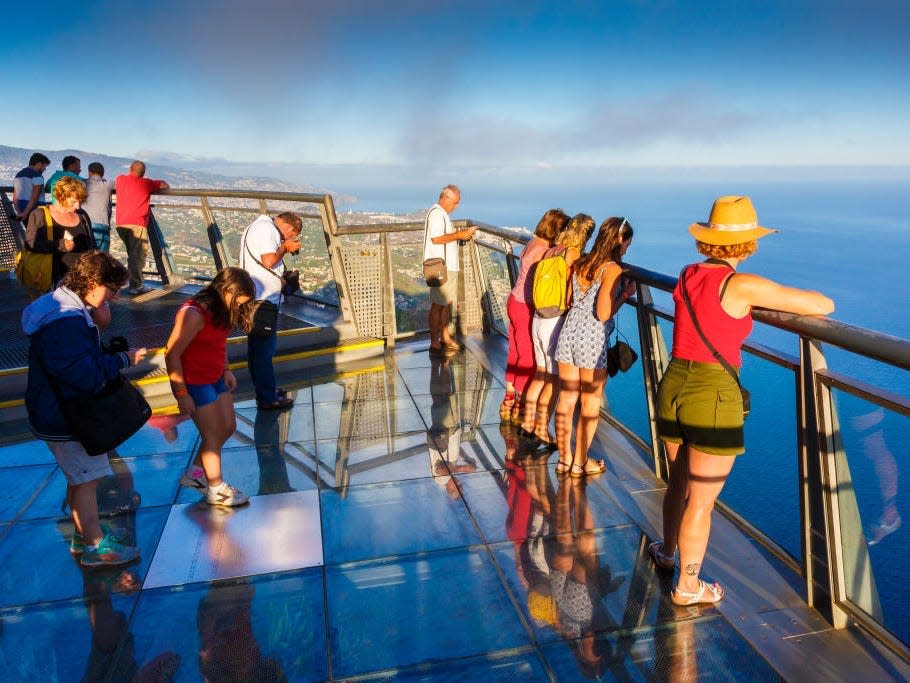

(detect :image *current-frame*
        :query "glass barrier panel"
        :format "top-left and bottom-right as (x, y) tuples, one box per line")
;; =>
(293, 214), (338, 306)
(603, 305), (651, 453)
(833, 390), (909, 645)
(720, 354), (801, 560)
(389, 242), (430, 334)
(475, 244), (511, 337)
(151, 205), (214, 280)
(210, 206), (260, 267)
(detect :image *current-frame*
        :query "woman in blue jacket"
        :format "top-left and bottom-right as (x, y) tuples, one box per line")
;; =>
(23, 251), (147, 567)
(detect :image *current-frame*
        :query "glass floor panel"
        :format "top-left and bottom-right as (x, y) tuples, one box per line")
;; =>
(0, 339), (785, 680)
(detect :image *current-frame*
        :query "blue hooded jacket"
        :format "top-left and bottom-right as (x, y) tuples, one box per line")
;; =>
(22, 286), (129, 440)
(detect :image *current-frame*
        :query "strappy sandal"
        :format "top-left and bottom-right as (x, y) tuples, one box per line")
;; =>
(554, 458), (572, 476)
(648, 541), (676, 572)
(499, 392), (516, 422)
(671, 580), (724, 606)
(510, 397), (523, 427)
(569, 459), (606, 478)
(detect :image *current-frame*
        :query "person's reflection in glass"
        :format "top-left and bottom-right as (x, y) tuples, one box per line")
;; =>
(505, 432), (559, 635)
(653, 586), (700, 682)
(148, 414), (191, 444)
(851, 407), (902, 545)
(78, 564), (180, 681)
(254, 406), (293, 495)
(196, 579), (286, 682)
(428, 354), (475, 498)
(549, 476), (624, 679)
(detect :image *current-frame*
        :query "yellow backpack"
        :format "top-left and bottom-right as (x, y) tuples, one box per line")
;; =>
(15, 206), (54, 295)
(532, 245), (569, 318)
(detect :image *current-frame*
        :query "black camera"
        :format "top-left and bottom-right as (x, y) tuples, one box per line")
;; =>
(103, 336), (129, 354)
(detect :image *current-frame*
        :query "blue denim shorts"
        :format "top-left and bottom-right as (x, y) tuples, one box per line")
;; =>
(186, 377), (229, 408)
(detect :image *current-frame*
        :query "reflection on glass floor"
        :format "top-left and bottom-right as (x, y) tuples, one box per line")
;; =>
(0, 340), (780, 681)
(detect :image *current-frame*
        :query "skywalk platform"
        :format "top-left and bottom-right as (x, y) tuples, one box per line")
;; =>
(0, 337), (906, 681)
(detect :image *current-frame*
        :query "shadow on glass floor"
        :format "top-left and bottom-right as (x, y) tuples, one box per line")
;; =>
(0, 341), (778, 680)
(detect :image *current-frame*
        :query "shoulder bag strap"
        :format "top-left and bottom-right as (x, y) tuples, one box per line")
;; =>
(41, 206), (54, 240)
(679, 265), (744, 390)
(423, 207), (446, 266)
(243, 223), (284, 284)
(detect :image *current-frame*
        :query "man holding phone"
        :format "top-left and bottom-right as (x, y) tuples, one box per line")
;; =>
(239, 212), (302, 409)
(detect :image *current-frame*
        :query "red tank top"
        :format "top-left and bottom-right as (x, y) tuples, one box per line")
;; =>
(178, 301), (229, 384)
(671, 263), (752, 367)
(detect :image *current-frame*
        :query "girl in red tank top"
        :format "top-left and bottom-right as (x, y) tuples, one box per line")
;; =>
(164, 268), (255, 507)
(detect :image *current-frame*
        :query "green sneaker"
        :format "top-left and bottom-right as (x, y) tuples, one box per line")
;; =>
(69, 523), (127, 555)
(80, 533), (139, 568)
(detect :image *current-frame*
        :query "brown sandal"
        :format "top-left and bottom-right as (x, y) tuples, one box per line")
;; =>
(569, 459), (606, 478)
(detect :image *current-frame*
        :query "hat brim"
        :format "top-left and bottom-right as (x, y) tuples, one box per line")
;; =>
(688, 223), (778, 245)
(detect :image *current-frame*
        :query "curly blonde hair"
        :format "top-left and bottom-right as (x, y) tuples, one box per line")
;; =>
(696, 240), (757, 260)
(53, 176), (87, 206)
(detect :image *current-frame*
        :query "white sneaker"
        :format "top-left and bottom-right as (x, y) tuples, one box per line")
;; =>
(205, 482), (249, 507)
(179, 467), (208, 491)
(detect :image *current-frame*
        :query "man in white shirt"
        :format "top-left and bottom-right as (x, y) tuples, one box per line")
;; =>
(423, 185), (475, 355)
(239, 212), (302, 409)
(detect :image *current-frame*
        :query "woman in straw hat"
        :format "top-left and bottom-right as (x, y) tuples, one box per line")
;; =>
(650, 195), (834, 605)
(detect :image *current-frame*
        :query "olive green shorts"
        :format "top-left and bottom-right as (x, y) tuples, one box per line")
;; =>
(656, 358), (745, 456)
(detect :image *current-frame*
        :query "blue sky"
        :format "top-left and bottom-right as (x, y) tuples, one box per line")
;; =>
(2, 1), (908, 188)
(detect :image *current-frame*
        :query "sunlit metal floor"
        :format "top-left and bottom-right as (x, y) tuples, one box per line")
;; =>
(0, 338), (904, 681)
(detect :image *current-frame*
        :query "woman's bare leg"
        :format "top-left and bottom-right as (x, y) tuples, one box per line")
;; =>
(190, 392), (236, 488)
(556, 362), (580, 470)
(675, 447), (736, 595)
(661, 441), (688, 557)
(572, 367), (607, 469)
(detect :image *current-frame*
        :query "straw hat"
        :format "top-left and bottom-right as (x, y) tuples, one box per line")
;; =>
(688, 195), (778, 245)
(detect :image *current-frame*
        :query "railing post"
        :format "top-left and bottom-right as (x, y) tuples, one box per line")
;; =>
(379, 233), (397, 346)
(201, 197), (232, 271)
(800, 337), (881, 628)
(634, 283), (670, 479)
(146, 210), (182, 287)
(317, 194), (358, 331)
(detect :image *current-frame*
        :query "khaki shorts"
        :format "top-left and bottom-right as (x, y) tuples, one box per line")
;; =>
(47, 439), (114, 485)
(656, 358), (745, 456)
(428, 271), (457, 306)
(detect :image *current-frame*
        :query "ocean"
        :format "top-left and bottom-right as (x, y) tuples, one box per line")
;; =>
(354, 177), (910, 642)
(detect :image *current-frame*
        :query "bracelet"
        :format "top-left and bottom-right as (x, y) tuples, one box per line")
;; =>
(173, 388), (189, 398)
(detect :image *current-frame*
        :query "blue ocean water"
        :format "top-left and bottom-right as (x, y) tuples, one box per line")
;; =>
(354, 178), (910, 642)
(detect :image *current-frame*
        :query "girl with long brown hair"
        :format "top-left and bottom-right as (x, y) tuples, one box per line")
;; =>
(553, 217), (635, 477)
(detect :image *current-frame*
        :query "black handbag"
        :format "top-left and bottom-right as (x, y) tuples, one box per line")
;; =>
(680, 264), (751, 417)
(607, 338), (638, 377)
(35, 338), (152, 456)
(249, 299), (279, 337)
(60, 374), (152, 455)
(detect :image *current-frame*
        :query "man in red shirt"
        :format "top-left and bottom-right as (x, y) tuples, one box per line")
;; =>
(115, 160), (170, 294)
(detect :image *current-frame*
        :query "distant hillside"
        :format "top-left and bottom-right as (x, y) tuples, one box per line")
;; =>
(0, 145), (356, 205)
